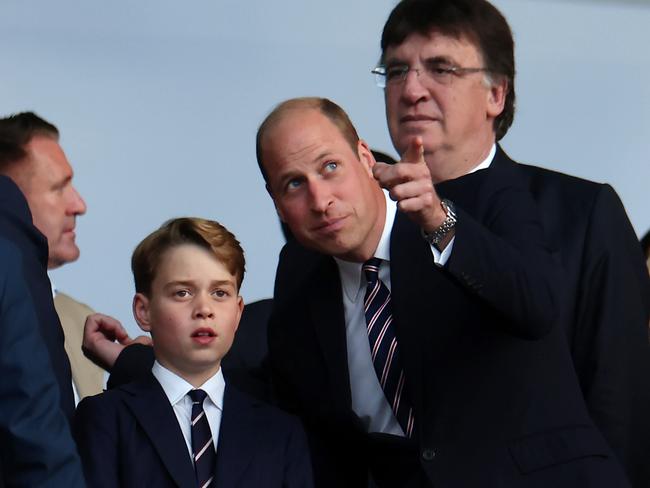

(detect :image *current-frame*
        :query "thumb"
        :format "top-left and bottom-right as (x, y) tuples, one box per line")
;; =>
(401, 136), (425, 164)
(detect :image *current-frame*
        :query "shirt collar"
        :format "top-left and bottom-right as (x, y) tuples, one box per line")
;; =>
(152, 360), (225, 411)
(335, 190), (396, 302)
(333, 145), (494, 302)
(47, 272), (57, 299)
(468, 143), (496, 174)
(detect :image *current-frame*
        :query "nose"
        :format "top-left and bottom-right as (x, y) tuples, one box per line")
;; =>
(307, 179), (333, 213)
(400, 68), (430, 105)
(193, 293), (215, 320)
(68, 185), (87, 216)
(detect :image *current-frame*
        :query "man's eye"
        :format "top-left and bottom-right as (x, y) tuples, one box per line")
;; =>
(324, 161), (338, 172)
(386, 65), (408, 80)
(286, 179), (302, 190)
(425, 62), (454, 76)
(213, 290), (228, 298)
(174, 290), (190, 298)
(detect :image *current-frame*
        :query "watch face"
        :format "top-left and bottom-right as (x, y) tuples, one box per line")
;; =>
(442, 199), (456, 218)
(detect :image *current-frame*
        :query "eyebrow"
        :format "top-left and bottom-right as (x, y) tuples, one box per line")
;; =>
(163, 279), (236, 289)
(384, 54), (454, 66)
(51, 175), (72, 191)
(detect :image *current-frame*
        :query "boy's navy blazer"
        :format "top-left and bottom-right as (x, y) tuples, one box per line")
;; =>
(73, 372), (313, 488)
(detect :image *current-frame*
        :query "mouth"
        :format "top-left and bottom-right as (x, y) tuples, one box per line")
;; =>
(191, 328), (217, 345)
(312, 216), (347, 235)
(400, 114), (437, 124)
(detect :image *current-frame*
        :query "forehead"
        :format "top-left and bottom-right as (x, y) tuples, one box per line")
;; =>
(155, 244), (234, 283)
(384, 30), (483, 65)
(262, 109), (352, 176)
(25, 136), (73, 179)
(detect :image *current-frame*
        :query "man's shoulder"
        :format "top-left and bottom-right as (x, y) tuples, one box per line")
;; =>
(516, 161), (602, 191)
(53, 291), (94, 317)
(496, 149), (615, 212)
(275, 240), (334, 301)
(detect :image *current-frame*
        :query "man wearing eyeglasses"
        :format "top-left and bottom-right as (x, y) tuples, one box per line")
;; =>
(370, 0), (649, 487)
(259, 0), (645, 487)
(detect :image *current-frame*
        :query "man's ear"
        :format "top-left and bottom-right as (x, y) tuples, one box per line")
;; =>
(357, 139), (376, 177)
(132, 293), (152, 333)
(487, 76), (508, 118)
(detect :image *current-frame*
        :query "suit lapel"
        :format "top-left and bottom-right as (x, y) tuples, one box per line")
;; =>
(213, 385), (259, 487)
(122, 374), (196, 488)
(389, 211), (438, 422)
(307, 256), (353, 409)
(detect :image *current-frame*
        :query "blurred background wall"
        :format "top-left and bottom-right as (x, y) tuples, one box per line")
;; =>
(1, 0), (647, 336)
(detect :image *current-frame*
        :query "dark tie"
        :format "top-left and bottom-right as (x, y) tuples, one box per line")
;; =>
(188, 389), (216, 488)
(363, 257), (415, 437)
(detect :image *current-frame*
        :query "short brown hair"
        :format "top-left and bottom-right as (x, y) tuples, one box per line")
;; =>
(132, 217), (245, 296)
(0, 112), (59, 173)
(255, 97), (360, 183)
(381, 0), (515, 140)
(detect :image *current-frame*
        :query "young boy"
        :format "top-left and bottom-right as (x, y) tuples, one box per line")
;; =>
(73, 217), (313, 488)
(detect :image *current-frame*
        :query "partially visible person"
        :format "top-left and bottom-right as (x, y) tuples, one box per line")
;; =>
(375, 0), (650, 485)
(0, 175), (85, 487)
(74, 217), (313, 488)
(641, 229), (650, 275)
(0, 111), (106, 400)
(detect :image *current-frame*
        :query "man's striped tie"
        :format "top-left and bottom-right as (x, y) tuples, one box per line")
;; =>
(188, 389), (216, 488)
(363, 257), (415, 437)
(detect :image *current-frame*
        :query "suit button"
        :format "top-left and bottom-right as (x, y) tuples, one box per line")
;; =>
(422, 449), (436, 461)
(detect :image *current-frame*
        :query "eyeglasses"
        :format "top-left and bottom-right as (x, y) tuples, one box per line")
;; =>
(371, 61), (490, 88)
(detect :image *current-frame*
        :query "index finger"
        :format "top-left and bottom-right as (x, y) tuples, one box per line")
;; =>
(401, 136), (425, 164)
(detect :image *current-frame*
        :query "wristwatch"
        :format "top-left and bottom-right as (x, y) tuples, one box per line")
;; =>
(421, 199), (457, 246)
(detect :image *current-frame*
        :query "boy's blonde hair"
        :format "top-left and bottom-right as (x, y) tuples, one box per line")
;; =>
(132, 217), (245, 295)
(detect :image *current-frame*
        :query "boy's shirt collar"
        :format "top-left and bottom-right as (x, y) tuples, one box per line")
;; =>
(152, 360), (225, 411)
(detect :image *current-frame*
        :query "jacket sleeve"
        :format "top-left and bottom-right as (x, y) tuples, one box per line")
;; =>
(445, 184), (566, 340)
(569, 184), (650, 487)
(73, 394), (120, 488)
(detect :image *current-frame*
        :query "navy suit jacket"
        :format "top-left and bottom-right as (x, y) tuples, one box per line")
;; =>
(0, 175), (75, 421)
(73, 372), (313, 488)
(0, 176), (84, 487)
(268, 149), (631, 487)
(514, 152), (650, 487)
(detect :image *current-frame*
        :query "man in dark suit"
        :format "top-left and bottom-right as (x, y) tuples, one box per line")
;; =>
(74, 218), (312, 487)
(375, 1), (650, 485)
(256, 87), (631, 486)
(0, 176), (85, 486)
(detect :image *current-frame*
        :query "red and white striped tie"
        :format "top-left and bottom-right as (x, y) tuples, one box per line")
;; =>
(363, 257), (415, 437)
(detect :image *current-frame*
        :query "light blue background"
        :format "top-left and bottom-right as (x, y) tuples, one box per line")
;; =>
(1, 0), (647, 337)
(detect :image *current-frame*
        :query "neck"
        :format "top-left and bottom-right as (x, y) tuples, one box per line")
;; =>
(425, 134), (496, 184)
(159, 358), (222, 389)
